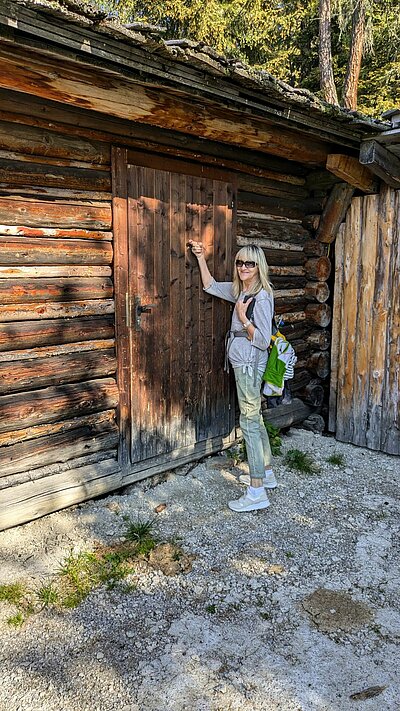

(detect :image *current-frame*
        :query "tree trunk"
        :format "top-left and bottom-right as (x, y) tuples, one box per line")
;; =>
(319, 0), (339, 105)
(342, 1), (366, 110)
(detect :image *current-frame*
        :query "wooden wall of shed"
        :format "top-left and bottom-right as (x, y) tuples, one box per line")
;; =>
(0, 103), (122, 530)
(0, 90), (335, 529)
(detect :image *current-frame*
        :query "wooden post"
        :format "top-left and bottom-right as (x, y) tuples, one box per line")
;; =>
(316, 183), (354, 243)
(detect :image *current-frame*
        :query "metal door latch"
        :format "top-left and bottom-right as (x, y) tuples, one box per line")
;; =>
(126, 294), (156, 330)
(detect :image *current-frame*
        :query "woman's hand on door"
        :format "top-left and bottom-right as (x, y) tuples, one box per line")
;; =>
(187, 240), (204, 259)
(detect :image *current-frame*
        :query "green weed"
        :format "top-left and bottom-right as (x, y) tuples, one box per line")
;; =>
(124, 517), (157, 557)
(265, 422), (282, 456)
(7, 612), (25, 627)
(206, 604), (216, 614)
(326, 453), (346, 466)
(0, 582), (27, 605)
(285, 449), (320, 474)
(36, 583), (59, 607)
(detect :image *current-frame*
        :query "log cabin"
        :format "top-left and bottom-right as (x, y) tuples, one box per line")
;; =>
(0, 0), (397, 530)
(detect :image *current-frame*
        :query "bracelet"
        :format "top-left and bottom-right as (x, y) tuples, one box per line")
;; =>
(243, 320), (251, 329)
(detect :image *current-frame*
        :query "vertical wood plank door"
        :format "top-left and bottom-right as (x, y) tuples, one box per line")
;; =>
(114, 149), (236, 474)
(331, 186), (399, 455)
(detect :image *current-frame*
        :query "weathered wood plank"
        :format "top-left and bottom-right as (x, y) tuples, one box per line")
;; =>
(0, 300), (114, 322)
(360, 140), (400, 189)
(0, 316), (114, 351)
(0, 185), (112, 201)
(381, 189), (400, 454)
(0, 44), (333, 166)
(0, 237), (113, 265)
(236, 174), (309, 199)
(238, 192), (326, 220)
(0, 422), (119, 477)
(336, 199), (362, 443)
(316, 183), (355, 244)
(0, 198), (112, 229)
(0, 458), (122, 531)
(365, 187), (395, 450)
(0, 225), (112, 240)
(328, 224), (344, 431)
(262, 397), (313, 429)
(351, 194), (379, 446)
(326, 154), (377, 193)
(0, 119), (110, 165)
(0, 348), (116, 393)
(0, 277), (113, 303)
(0, 409), (116, 447)
(0, 378), (119, 433)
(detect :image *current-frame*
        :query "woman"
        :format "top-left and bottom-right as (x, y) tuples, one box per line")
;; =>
(188, 241), (277, 513)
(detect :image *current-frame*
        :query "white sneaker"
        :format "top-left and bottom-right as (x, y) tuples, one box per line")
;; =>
(228, 490), (270, 512)
(238, 471), (278, 489)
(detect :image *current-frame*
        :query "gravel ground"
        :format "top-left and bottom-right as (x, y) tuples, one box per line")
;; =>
(0, 429), (399, 711)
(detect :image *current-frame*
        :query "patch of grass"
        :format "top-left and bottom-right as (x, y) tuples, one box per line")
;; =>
(285, 448), (320, 475)
(7, 612), (25, 627)
(260, 611), (271, 620)
(124, 517), (157, 557)
(36, 583), (59, 607)
(265, 422), (282, 456)
(326, 453), (346, 466)
(0, 582), (27, 605)
(285, 551), (294, 559)
(206, 604), (216, 614)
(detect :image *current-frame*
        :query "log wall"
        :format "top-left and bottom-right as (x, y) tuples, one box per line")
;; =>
(0, 91), (335, 529)
(329, 185), (399, 455)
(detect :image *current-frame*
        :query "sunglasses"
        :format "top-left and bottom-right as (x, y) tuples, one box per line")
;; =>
(235, 260), (257, 269)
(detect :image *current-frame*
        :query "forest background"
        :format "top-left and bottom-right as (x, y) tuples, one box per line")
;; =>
(98, 0), (400, 117)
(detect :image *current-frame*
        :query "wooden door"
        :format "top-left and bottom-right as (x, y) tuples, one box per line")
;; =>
(113, 148), (236, 475)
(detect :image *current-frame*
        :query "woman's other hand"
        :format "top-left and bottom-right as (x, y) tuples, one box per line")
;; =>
(187, 240), (204, 259)
(235, 297), (253, 325)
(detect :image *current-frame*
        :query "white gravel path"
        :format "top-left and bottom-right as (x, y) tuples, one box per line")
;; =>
(0, 429), (399, 711)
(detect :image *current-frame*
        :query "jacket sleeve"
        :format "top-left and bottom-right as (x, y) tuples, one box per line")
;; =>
(203, 278), (236, 304)
(250, 293), (274, 351)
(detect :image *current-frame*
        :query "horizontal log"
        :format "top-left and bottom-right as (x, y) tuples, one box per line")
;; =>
(0, 409), (116, 447)
(304, 281), (330, 302)
(262, 397), (314, 429)
(299, 413), (325, 433)
(0, 277), (113, 304)
(306, 169), (340, 191)
(0, 148), (110, 172)
(299, 379), (325, 407)
(237, 235), (304, 256)
(275, 296), (308, 315)
(0, 225), (112, 240)
(0, 348), (116, 393)
(0, 44), (333, 166)
(0, 119), (110, 165)
(279, 304), (331, 327)
(304, 257), (331, 281)
(0, 378), (119, 433)
(0, 266), (112, 278)
(316, 183), (354, 244)
(326, 154), (377, 193)
(279, 322), (313, 341)
(237, 215), (310, 243)
(269, 265), (305, 277)
(0, 158), (111, 192)
(306, 329), (331, 350)
(297, 351), (330, 378)
(291, 368), (313, 392)
(0, 198), (112, 229)
(0, 185), (112, 201)
(238, 192), (326, 219)
(0, 316), (114, 351)
(237, 175), (309, 200)
(303, 240), (326, 257)
(270, 276), (307, 289)
(0, 237), (113, 265)
(0, 423), (119, 477)
(302, 214), (321, 231)
(0, 299), (114, 322)
(0, 338), (114, 362)
(0, 458), (122, 531)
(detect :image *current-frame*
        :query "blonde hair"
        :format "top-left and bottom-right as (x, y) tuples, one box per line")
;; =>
(232, 244), (273, 299)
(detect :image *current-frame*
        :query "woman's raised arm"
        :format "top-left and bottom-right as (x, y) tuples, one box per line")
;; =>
(187, 240), (213, 289)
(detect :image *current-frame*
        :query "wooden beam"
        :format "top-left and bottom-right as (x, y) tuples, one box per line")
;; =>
(360, 140), (400, 189)
(316, 183), (354, 244)
(0, 42), (335, 166)
(326, 154), (377, 193)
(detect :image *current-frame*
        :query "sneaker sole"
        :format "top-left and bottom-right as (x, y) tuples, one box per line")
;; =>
(228, 499), (270, 512)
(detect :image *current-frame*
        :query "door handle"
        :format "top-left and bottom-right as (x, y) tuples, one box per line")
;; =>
(126, 294), (157, 330)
